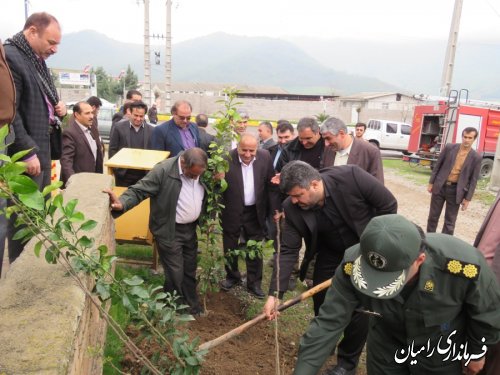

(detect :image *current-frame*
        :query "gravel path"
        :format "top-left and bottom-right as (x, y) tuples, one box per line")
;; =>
(384, 169), (491, 245)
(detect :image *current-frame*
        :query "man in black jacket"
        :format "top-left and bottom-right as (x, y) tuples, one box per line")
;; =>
(275, 117), (333, 172)
(264, 161), (397, 375)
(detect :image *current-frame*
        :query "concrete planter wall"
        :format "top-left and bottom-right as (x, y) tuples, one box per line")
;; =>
(0, 173), (115, 375)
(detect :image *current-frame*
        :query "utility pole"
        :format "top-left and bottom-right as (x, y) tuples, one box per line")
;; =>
(165, 0), (172, 112)
(143, 0), (152, 106)
(24, 0), (29, 20)
(440, 0), (464, 97)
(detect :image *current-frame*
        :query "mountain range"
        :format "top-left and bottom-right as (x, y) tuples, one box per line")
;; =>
(48, 30), (500, 100)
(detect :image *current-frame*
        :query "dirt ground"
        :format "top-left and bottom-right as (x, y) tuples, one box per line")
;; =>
(121, 170), (492, 375)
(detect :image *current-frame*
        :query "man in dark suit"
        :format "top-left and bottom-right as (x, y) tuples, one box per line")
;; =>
(108, 101), (154, 186)
(220, 134), (280, 298)
(150, 100), (200, 157)
(263, 161), (397, 375)
(268, 120), (295, 170)
(195, 113), (216, 152)
(320, 117), (384, 183)
(4, 12), (67, 262)
(112, 89), (142, 124)
(60, 101), (103, 187)
(258, 121), (277, 150)
(275, 117), (334, 172)
(426, 127), (482, 235)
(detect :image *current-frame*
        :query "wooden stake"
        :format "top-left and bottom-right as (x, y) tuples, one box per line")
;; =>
(198, 279), (333, 351)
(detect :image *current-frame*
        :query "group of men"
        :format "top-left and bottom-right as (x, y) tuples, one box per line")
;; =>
(1, 11), (498, 375)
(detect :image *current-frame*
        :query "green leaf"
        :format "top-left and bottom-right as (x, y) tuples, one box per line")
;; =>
(130, 285), (149, 299)
(42, 181), (62, 197)
(69, 211), (85, 222)
(12, 227), (33, 241)
(8, 175), (39, 194)
(96, 280), (111, 300)
(122, 293), (135, 312)
(123, 275), (144, 286)
(10, 149), (33, 163)
(79, 219), (97, 232)
(34, 241), (42, 257)
(52, 194), (63, 209)
(64, 199), (78, 217)
(184, 356), (199, 366)
(219, 179), (228, 192)
(77, 235), (93, 248)
(97, 245), (108, 256)
(45, 245), (59, 264)
(3, 162), (27, 179)
(18, 191), (44, 210)
(0, 124), (9, 142)
(0, 154), (11, 162)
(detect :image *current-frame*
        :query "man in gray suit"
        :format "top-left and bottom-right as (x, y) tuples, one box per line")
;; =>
(258, 121), (277, 150)
(4, 12), (67, 262)
(426, 127), (482, 235)
(320, 117), (384, 183)
(60, 101), (103, 188)
(108, 101), (154, 186)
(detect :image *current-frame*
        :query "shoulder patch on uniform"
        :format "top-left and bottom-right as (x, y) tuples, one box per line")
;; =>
(343, 262), (353, 277)
(423, 279), (434, 292)
(444, 258), (480, 280)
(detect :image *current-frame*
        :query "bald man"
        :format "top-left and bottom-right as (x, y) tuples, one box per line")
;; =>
(220, 134), (280, 298)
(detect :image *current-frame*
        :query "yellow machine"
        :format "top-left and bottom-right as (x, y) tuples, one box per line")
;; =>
(105, 148), (170, 269)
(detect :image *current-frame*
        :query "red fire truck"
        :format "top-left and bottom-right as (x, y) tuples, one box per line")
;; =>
(403, 90), (500, 178)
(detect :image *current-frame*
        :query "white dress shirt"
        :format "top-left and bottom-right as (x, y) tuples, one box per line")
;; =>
(175, 157), (205, 224)
(76, 121), (97, 160)
(239, 155), (256, 206)
(334, 138), (353, 167)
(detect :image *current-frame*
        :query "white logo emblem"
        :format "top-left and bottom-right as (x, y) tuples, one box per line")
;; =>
(367, 251), (387, 269)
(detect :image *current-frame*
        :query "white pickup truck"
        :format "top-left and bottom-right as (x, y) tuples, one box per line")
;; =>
(364, 119), (412, 154)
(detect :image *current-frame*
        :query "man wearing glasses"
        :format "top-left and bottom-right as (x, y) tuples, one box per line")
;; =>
(150, 100), (200, 156)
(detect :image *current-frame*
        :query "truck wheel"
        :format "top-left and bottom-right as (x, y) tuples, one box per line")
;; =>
(479, 159), (493, 179)
(369, 140), (379, 148)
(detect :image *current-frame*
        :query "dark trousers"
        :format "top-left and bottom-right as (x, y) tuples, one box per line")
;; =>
(8, 168), (50, 263)
(427, 184), (460, 235)
(223, 205), (264, 289)
(155, 222), (201, 312)
(313, 247), (369, 371)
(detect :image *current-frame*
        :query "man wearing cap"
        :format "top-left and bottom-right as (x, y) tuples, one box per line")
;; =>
(290, 214), (500, 375)
(264, 160), (397, 375)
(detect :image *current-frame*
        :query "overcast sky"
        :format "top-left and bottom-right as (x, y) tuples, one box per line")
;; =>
(1, 0), (500, 45)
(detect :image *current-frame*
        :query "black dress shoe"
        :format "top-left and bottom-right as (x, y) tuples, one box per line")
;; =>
(220, 278), (241, 291)
(247, 285), (265, 299)
(322, 365), (356, 375)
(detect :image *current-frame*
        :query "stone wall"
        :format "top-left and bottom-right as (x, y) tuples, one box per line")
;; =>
(0, 173), (115, 375)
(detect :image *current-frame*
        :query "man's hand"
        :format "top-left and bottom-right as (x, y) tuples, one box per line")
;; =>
(462, 358), (485, 375)
(214, 171), (225, 180)
(427, 184), (433, 193)
(103, 188), (123, 211)
(263, 296), (280, 320)
(25, 155), (41, 176)
(271, 173), (280, 185)
(273, 210), (285, 223)
(461, 199), (470, 211)
(54, 100), (67, 117)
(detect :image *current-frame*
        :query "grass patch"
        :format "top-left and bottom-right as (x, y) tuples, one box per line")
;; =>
(102, 262), (164, 374)
(115, 243), (153, 260)
(383, 158), (496, 206)
(383, 159), (431, 185)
